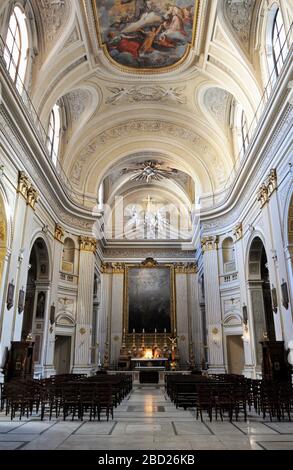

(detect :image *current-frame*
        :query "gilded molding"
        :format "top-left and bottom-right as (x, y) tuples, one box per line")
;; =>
(79, 236), (97, 252)
(233, 222), (243, 241)
(201, 236), (219, 252)
(175, 262), (198, 274)
(257, 168), (277, 207)
(54, 223), (65, 243)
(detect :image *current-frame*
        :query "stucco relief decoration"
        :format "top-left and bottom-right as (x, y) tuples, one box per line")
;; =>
(224, 0), (255, 47)
(204, 87), (231, 127)
(106, 85), (187, 104)
(70, 120), (224, 185)
(66, 90), (91, 122)
(233, 222), (243, 241)
(93, 0), (199, 71)
(39, 0), (70, 44)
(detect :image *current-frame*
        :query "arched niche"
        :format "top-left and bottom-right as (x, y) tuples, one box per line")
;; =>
(248, 236), (276, 366)
(222, 237), (236, 273)
(22, 237), (50, 365)
(62, 237), (75, 274)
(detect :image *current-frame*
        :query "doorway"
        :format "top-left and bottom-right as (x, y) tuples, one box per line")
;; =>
(226, 335), (245, 374)
(54, 335), (71, 374)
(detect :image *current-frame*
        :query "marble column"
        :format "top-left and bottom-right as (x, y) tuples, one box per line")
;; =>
(44, 225), (64, 377)
(233, 223), (254, 377)
(110, 269), (124, 367)
(201, 236), (225, 373)
(72, 236), (96, 375)
(268, 186), (293, 344)
(175, 272), (189, 366)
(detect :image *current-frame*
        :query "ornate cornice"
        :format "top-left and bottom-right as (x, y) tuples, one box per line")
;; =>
(201, 236), (219, 252)
(233, 222), (243, 241)
(17, 171), (39, 209)
(175, 262), (198, 274)
(257, 168), (277, 207)
(55, 223), (65, 243)
(79, 236), (97, 252)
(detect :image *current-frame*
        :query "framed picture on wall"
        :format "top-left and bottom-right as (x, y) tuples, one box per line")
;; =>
(18, 289), (25, 314)
(7, 282), (15, 310)
(281, 281), (289, 309)
(124, 262), (175, 334)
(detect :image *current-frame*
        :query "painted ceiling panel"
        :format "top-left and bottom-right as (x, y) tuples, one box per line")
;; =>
(93, 0), (199, 71)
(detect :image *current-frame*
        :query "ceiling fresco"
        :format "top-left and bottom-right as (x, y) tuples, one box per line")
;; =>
(92, 0), (199, 72)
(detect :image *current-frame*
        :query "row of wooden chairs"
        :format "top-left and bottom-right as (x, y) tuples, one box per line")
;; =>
(166, 373), (293, 422)
(2, 373), (132, 421)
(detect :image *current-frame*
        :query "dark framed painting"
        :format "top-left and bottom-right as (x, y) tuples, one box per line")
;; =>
(6, 282), (15, 310)
(92, 1), (199, 72)
(124, 264), (175, 333)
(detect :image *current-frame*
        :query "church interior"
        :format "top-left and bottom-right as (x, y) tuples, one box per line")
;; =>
(0, 0), (293, 451)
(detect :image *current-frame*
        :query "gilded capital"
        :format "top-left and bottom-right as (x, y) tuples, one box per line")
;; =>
(79, 236), (97, 252)
(257, 183), (269, 207)
(266, 168), (277, 197)
(257, 169), (277, 207)
(101, 262), (124, 274)
(27, 186), (39, 209)
(17, 171), (30, 199)
(175, 262), (198, 274)
(233, 222), (243, 241)
(55, 223), (65, 243)
(112, 263), (125, 274)
(201, 236), (219, 252)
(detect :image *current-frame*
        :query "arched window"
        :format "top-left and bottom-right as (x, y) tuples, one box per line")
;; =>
(266, 6), (288, 85)
(4, 5), (29, 92)
(272, 8), (287, 77)
(47, 104), (61, 166)
(233, 101), (249, 160)
(62, 238), (75, 273)
(222, 237), (236, 273)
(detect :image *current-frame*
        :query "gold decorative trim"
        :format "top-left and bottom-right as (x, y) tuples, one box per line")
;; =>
(233, 222), (243, 241)
(201, 235), (219, 252)
(79, 236), (97, 252)
(91, 0), (201, 75)
(141, 257), (158, 268)
(54, 224), (65, 243)
(175, 262), (197, 274)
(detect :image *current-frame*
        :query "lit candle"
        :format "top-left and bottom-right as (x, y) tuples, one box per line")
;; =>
(143, 328), (145, 334)
(164, 328), (166, 333)
(133, 329), (135, 334)
(155, 328), (157, 333)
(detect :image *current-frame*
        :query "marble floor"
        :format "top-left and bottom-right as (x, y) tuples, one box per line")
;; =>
(1, 385), (293, 450)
